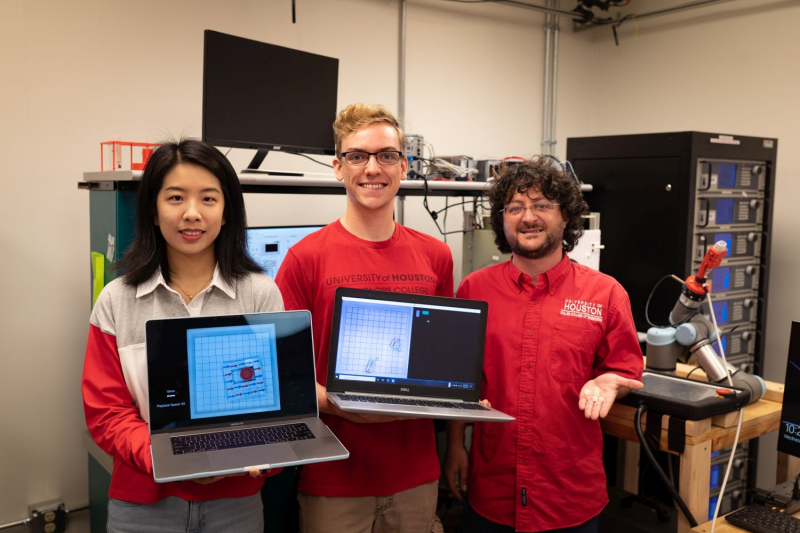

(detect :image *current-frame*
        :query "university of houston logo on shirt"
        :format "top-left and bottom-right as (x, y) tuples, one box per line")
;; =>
(560, 299), (603, 323)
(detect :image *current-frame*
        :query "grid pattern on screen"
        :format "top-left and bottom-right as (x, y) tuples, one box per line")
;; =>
(336, 305), (412, 379)
(191, 331), (278, 418)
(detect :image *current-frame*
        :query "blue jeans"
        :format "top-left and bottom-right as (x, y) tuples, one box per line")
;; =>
(462, 498), (599, 533)
(107, 493), (263, 533)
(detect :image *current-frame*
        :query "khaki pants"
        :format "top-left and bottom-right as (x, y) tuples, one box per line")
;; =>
(298, 480), (443, 533)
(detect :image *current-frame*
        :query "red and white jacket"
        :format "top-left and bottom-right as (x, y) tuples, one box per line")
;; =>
(82, 267), (283, 503)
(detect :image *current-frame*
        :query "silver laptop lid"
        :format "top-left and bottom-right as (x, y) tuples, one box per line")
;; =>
(146, 311), (317, 435)
(326, 288), (488, 401)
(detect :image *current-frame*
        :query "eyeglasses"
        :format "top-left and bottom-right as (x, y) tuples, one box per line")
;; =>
(501, 202), (561, 216)
(339, 150), (404, 166)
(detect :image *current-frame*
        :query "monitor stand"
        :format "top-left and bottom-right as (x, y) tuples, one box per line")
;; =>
(752, 479), (800, 514)
(240, 149), (304, 177)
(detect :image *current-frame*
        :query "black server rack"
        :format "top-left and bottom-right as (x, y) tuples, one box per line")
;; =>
(567, 131), (777, 510)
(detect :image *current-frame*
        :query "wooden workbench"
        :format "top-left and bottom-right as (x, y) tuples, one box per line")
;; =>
(602, 361), (785, 533)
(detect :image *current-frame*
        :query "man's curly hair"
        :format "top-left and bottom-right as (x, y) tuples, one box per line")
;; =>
(489, 157), (588, 254)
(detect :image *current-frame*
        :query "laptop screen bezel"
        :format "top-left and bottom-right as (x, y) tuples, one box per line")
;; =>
(146, 310), (318, 435)
(326, 287), (488, 401)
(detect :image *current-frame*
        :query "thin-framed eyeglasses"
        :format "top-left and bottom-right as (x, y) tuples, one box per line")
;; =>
(339, 150), (404, 166)
(501, 202), (561, 216)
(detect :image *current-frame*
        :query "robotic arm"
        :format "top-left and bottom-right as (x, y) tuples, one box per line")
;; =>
(665, 241), (766, 404)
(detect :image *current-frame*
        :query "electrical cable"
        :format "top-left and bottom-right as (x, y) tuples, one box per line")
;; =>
(444, 197), (449, 242)
(635, 404), (699, 528)
(706, 289), (743, 533)
(293, 152), (334, 168)
(420, 175), (486, 236)
(685, 366), (706, 381)
(644, 274), (690, 328)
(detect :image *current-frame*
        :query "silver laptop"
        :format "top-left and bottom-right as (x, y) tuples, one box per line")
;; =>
(146, 311), (348, 483)
(326, 288), (514, 422)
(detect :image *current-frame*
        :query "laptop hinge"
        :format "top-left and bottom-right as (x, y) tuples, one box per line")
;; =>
(342, 391), (464, 403)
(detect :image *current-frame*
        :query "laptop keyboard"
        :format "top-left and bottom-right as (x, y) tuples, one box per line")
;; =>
(171, 423), (314, 455)
(338, 395), (490, 411)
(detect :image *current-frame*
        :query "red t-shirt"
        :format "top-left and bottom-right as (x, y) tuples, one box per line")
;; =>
(457, 255), (643, 532)
(275, 220), (454, 497)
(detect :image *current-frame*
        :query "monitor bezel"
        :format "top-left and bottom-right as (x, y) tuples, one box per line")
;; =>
(202, 30), (338, 156)
(326, 287), (488, 402)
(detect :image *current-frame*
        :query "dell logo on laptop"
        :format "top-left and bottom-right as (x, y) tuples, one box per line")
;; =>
(400, 387), (410, 392)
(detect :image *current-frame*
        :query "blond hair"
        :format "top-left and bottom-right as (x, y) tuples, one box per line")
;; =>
(333, 103), (404, 156)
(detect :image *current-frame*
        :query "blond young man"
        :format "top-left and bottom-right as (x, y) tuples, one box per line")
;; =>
(275, 104), (452, 532)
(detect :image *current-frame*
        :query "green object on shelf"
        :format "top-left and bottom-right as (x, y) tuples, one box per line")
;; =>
(91, 252), (104, 305)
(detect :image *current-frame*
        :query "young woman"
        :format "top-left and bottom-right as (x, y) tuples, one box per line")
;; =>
(82, 139), (283, 532)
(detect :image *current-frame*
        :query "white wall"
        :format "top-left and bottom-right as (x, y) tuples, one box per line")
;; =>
(2, 0), (799, 528)
(0, 0), (551, 529)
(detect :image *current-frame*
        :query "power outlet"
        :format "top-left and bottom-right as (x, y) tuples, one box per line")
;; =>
(28, 500), (67, 533)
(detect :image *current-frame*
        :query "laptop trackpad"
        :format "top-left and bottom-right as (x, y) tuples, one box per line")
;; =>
(207, 444), (299, 470)
(292, 436), (342, 460)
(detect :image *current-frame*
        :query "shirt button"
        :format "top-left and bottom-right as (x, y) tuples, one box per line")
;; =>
(525, 363), (531, 369)
(527, 330), (534, 336)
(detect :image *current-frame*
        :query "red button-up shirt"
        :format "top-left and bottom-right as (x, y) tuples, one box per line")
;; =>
(457, 255), (643, 532)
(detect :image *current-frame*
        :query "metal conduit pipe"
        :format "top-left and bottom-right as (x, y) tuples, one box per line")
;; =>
(397, 0), (407, 225)
(398, 0), (407, 123)
(497, 0), (576, 17)
(550, 0), (560, 157)
(540, 4), (552, 155)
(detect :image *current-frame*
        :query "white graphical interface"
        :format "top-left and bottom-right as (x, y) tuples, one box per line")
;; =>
(246, 226), (323, 279)
(334, 300), (414, 380)
(187, 324), (281, 419)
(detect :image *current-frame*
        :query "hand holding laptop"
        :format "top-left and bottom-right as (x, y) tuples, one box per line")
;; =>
(318, 383), (409, 423)
(146, 311), (349, 483)
(324, 289), (513, 422)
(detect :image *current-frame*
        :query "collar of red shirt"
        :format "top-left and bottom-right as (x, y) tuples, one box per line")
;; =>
(506, 253), (571, 296)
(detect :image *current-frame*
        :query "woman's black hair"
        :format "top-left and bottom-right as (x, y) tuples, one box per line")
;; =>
(489, 157), (588, 254)
(116, 138), (262, 286)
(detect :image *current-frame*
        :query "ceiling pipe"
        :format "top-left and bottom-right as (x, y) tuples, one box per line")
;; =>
(574, 0), (742, 31)
(495, 0), (577, 17)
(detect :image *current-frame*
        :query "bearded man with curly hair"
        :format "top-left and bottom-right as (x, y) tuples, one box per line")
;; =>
(445, 158), (644, 533)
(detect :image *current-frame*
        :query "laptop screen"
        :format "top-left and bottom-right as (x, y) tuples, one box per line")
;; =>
(246, 225), (324, 279)
(327, 289), (488, 400)
(147, 311), (317, 434)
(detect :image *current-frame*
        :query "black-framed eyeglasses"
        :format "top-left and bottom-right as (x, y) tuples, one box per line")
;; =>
(501, 202), (561, 216)
(339, 150), (404, 166)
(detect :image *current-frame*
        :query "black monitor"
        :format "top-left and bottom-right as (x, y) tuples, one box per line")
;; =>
(202, 30), (339, 171)
(778, 321), (800, 458)
(246, 225), (325, 279)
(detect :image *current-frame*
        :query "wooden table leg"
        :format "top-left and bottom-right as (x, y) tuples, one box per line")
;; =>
(619, 439), (640, 493)
(679, 442), (711, 533)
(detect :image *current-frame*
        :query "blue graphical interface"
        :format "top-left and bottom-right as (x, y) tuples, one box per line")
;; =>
(333, 297), (480, 389)
(712, 334), (728, 356)
(717, 163), (737, 188)
(709, 496), (719, 521)
(246, 226), (324, 279)
(714, 233), (733, 254)
(187, 324), (281, 419)
(710, 464), (720, 489)
(712, 267), (731, 292)
(715, 199), (735, 224)
(711, 301), (729, 325)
